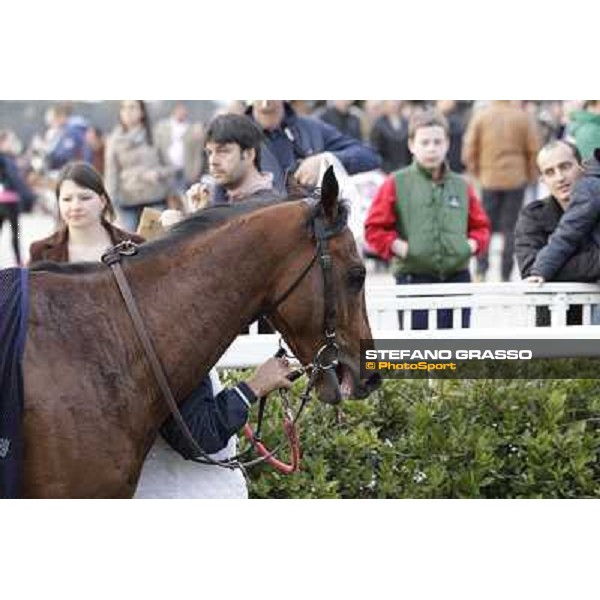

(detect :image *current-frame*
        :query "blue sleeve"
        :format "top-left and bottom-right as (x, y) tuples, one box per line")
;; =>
(531, 177), (600, 280)
(317, 120), (381, 174)
(159, 377), (252, 457)
(81, 142), (94, 165)
(46, 137), (71, 169)
(47, 128), (88, 170)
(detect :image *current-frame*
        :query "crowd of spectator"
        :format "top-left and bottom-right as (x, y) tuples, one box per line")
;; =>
(2, 99), (600, 284)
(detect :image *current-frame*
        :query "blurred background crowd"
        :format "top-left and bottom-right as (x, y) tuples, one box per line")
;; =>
(1, 99), (599, 280)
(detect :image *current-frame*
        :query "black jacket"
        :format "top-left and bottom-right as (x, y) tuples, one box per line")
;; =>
(317, 106), (363, 141)
(529, 149), (600, 280)
(369, 115), (411, 174)
(515, 194), (600, 281)
(445, 110), (466, 173)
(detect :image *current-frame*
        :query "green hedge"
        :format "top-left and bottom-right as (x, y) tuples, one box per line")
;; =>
(220, 371), (600, 498)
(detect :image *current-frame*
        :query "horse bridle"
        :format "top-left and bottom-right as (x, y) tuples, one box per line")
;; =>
(237, 202), (347, 473)
(100, 200), (347, 474)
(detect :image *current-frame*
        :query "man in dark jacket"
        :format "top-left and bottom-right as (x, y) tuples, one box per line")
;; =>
(515, 140), (598, 324)
(369, 100), (412, 174)
(247, 101), (381, 193)
(515, 140), (598, 281)
(526, 145), (600, 283)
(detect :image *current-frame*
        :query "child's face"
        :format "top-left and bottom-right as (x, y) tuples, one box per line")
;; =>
(409, 125), (449, 171)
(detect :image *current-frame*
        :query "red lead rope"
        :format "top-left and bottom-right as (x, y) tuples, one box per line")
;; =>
(242, 413), (301, 474)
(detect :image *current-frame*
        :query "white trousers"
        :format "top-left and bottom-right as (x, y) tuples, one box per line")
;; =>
(134, 369), (248, 499)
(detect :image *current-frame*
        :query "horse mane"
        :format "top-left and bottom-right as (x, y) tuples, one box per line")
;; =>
(136, 197), (287, 257)
(29, 189), (349, 275)
(29, 196), (310, 275)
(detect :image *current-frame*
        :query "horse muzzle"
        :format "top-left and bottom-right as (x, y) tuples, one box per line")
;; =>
(354, 372), (382, 399)
(315, 357), (381, 404)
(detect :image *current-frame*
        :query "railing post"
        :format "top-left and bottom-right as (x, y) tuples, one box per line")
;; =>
(549, 293), (569, 327)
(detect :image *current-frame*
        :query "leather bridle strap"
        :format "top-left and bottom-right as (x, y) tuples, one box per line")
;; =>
(260, 250), (318, 316)
(260, 210), (338, 349)
(313, 213), (337, 343)
(101, 242), (225, 467)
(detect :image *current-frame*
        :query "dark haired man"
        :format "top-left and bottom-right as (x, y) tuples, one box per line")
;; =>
(188, 114), (280, 206)
(515, 140), (598, 325)
(205, 113), (278, 203)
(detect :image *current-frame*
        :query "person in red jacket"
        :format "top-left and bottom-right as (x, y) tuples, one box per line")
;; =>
(365, 109), (490, 330)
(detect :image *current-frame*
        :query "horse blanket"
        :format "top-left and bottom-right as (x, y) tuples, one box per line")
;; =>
(0, 268), (28, 498)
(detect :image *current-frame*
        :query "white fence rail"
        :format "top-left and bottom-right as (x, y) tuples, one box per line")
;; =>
(367, 282), (600, 330)
(217, 282), (600, 368)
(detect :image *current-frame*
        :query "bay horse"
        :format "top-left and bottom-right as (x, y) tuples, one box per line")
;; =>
(24, 168), (380, 498)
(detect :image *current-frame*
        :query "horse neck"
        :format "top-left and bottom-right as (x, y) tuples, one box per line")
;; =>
(125, 202), (308, 407)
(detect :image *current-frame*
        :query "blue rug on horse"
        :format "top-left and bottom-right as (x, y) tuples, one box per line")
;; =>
(0, 268), (28, 498)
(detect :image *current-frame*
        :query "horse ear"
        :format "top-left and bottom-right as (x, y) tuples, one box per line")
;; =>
(320, 165), (339, 220)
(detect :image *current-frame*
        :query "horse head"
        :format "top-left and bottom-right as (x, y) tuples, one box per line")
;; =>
(266, 166), (381, 404)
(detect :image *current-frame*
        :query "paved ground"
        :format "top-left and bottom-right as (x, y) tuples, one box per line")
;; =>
(0, 208), (56, 268)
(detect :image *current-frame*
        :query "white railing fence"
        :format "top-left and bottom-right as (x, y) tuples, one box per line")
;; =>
(217, 282), (600, 368)
(367, 282), (600, 330)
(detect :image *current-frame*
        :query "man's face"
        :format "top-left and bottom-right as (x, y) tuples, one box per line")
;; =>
(251, 101), (285, 130)
(537, 143), (583, 204)
(408, 125), (449, 170)
(205, 141), (252, 188)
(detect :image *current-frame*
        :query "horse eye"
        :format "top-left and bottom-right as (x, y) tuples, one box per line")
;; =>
(346, 266), (366, 292)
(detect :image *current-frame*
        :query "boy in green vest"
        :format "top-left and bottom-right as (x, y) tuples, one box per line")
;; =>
(365, 109), (491, 329)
